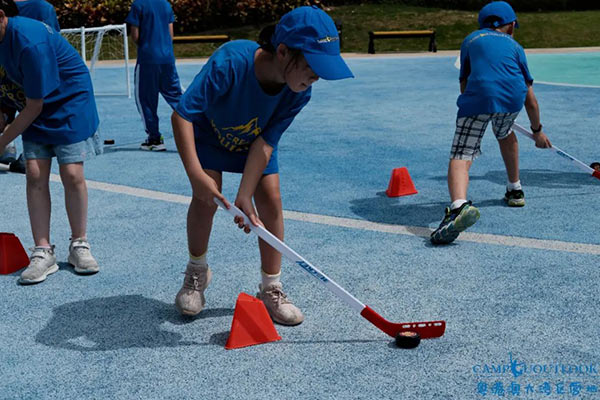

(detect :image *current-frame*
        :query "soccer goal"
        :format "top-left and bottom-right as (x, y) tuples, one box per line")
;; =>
(61, 24), (131, 98)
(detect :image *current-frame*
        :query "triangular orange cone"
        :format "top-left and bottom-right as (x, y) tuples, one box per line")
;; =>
(0, 233), (30, 274)
(225, 292), (281, 349)
(386, 167), (418, 197)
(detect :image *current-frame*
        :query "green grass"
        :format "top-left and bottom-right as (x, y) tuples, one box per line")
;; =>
(166, 4), (600, 58)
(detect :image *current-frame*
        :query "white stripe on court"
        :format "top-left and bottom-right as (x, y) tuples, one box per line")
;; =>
(49, 174), (600, 256)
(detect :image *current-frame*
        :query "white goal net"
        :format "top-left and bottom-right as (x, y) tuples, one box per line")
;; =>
(61, 24), (131, 98)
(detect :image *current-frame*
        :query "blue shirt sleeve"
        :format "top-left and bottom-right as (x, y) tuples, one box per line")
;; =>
(20, 43), (60, 99)
(261, 90), (311, 148)
(125, 2), (141, 27)
(517, 46), (534, 84)
(169, 6), (175, 24)
(175, 58), (234, 123)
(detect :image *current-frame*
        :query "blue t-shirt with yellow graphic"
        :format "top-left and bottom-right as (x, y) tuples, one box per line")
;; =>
(458, 29), (533, 118)
(176, 40), (311, 173)
(0, 66), (25, 112)
(0, 17), (99, 145)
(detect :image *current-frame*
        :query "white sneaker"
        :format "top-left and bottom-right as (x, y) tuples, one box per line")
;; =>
(175, 262), (212, 316)
(68, 238), (99, 274)
(0, 142), (17, 165)
(19, 246), (59, 284)
(257, 282), (304, 326)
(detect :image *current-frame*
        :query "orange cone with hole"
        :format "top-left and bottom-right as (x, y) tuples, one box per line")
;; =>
(386, 167), (418, 197)
(225, 292), (281, 349)
(0, 233), (29, 274)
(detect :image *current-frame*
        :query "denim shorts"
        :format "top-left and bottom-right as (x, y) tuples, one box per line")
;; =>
(23, 133), (103, 164)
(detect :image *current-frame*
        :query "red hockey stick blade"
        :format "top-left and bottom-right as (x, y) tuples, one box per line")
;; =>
(361, 306), (446, 339)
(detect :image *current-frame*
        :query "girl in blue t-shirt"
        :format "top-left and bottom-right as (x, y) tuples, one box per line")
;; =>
(171, 6), (353, 325)
(0, 0), (60, 173)
(0, 0), (101, 284)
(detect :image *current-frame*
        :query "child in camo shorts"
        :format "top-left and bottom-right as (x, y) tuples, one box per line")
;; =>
(431, 1), (551, 245)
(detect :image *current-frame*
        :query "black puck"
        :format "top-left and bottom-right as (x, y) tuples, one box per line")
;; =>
(395, 331), (421, 349)
(104, 139), (115, 145)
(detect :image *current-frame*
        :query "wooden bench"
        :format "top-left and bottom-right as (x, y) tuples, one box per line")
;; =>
(368, 30), (437, 54)
(173, 35), (230, 45)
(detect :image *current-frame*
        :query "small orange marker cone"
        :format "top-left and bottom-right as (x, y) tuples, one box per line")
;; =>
(386, 167), (418, 197)
(225, 292), (281, 350)
(0, 233), (30, 275)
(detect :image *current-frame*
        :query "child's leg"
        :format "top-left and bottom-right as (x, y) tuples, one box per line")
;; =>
(59, 162), (87, 239)
(26, 158), (52, 247)
(254, 173), (304, 326)
(134, 64), (161, 141)
(158, 63), (183, 111)
(448, 159), (472, 203)
(187, 170), (222, 256)
(253, 173), (283, 275)
(175, 170), (221, 316)
(498, 132), (519, 184)
(21, 158), (59, 284)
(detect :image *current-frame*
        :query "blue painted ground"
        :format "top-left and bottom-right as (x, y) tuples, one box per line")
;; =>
(1, 52), (599, 400)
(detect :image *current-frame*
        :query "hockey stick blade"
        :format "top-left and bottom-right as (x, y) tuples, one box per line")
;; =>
(361, 306), (446, 338)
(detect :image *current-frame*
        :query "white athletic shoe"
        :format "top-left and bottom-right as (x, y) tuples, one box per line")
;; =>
(175, 262), (212, 316)
(257, 282), (304, 326)
(68, 238), (99, 274)
(0, 142), (17, 165)
(19, 246), (59, 284)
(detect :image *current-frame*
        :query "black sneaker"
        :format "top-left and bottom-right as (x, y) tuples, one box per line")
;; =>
(504, 189), (525, 207)
(430, 201), (480, 245)
(140, 136), (166, 151)
(9, 154), (26, 174)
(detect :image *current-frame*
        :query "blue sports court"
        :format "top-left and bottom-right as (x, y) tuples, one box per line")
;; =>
(1, 51), (599, 399)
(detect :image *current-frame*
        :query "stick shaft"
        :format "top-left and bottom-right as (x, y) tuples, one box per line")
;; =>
(512, 123), (598, 178)
(214, 199), (365, 313)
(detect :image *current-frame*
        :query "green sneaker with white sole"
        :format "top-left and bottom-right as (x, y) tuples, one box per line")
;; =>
(430, 201), (480, 245)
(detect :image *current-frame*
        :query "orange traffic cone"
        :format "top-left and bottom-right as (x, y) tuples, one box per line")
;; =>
(225, 292), (281, 350)
(0, 233), (29, 274)
(385, 167), (418, 197)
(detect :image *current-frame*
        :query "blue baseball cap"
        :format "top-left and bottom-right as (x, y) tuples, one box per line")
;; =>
(271, 6), (354, 80)
(478, 1), (519, 29)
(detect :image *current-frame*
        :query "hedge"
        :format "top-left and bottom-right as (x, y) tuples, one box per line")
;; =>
(48, 0), (321, 32)
(324, 0), (600, 11)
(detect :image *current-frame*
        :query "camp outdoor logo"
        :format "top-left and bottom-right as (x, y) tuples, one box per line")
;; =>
(472, 353), (599, 378)
(317, 36), (339, 44)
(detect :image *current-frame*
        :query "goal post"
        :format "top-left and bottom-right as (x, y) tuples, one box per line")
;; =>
(61, 24), (131, 98)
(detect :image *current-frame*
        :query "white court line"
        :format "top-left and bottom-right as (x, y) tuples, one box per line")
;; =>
(49, 174), (600, 256)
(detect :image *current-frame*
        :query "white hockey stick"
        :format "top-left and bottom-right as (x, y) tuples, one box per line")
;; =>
(214, 198), (445, 339)
(512, 123), (600, 180)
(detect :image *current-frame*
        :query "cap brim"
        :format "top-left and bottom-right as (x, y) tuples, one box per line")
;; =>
(304, 52), (354, 80)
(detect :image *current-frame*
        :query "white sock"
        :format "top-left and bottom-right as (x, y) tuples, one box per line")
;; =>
(450, 199), (468, 210)
(189, 251), (207, 266)
(261, 270), (281, 288)
(507, 180), (522, 191)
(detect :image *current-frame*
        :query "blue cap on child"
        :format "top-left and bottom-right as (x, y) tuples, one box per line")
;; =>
(478, 1), (519, 29)
(271, 6), (354, 81)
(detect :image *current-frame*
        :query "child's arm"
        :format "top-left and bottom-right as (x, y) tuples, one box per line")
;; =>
(524, 85), (551, 148)
(171, 111), (228, 207)
(234, 137), (273, 232)
(0, 97), (43, 153)
(130, 26), (139, 45)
